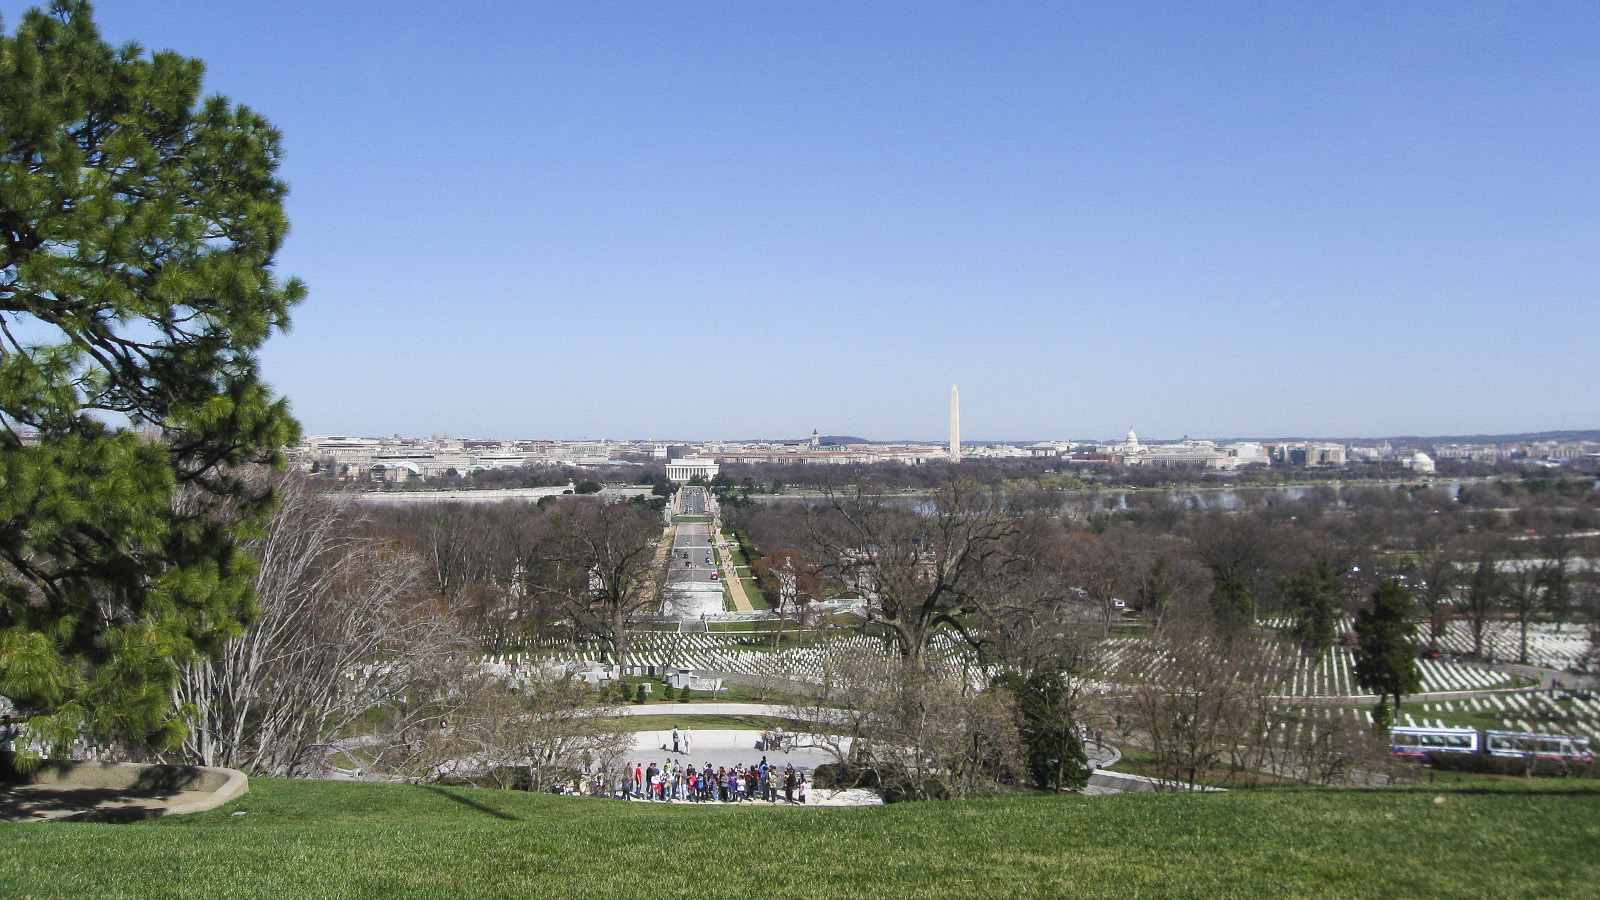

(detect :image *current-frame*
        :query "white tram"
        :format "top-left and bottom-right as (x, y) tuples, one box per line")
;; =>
(1390, 726), (1591, 761)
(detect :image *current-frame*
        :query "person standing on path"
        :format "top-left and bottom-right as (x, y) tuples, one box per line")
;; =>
(684, 728), (692, 754)
(672, 726), (681, 754)
(784, 765), (796, 803)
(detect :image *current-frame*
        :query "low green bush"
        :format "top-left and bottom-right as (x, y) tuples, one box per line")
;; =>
(1426, 752), (1597, 779)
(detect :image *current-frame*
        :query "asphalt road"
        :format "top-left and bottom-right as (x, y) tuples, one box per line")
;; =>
(670, 523), (716, 584)
(670, 487), (716, 586)
(680, 485), (708, 516)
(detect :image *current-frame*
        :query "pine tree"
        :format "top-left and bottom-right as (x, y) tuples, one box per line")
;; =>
(1209, 576), (1253, 634)
(1352, 579), (1421, 729)
(0, 1), (301, 761)
(996, 670), (1090, 792)
(1279, 564), (1342, 656)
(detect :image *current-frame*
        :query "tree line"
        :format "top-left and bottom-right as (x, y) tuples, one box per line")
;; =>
(726, 468), (1599, 794)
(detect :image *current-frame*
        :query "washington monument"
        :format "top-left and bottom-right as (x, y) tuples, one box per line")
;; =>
(950, 384), (961, 462)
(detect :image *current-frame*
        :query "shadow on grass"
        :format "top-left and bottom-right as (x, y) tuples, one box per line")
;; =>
(421, 785), (524, 821)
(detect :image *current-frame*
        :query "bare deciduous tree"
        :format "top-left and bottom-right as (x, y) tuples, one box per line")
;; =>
(1118, 623), (1285, 790)
(806, 475), (1030, 665)
(1461, 552), (1502, 659)
(523, 498), (662, 672)
(175, 474), (477, 777)
(1052, 532), (1122, 638)
(1256, 704), (1384, 787)
(1103, 531), (1212, 638)
(785, 645), (1023, 800)
(1574, 562), (1600, 675)
(1407, 539), (1463, 649)
(1501, 539), (1567, 666)
(439, 673), (632, 791)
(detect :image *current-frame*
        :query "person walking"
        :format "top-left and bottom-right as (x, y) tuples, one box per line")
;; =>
(683, 727), (692, 754)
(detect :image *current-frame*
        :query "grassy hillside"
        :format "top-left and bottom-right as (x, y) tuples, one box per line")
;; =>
(2, 778), (1597, 899)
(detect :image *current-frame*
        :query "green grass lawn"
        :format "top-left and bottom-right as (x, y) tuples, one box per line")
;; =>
(1389, 699), (1510, 732)
(612, 679), (811, 707)
(1351, 697), (1579, 733)
(738, 573), (770, 609)
(706, 619), (773, 632)
(3, 778), (1597, 899)
(623, 714), (803, 732)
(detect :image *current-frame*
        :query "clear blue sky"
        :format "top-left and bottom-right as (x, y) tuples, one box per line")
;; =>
(14, 1), (1598, 442)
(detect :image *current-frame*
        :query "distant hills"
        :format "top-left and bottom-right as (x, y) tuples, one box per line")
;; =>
(1365, 430), (1600, 446)
(1208, 429), (1600, 446)
(729, 436), (873, 446)
(741, 430), (1600, 447)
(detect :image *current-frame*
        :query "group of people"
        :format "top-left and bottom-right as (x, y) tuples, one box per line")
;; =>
(624, 757), (807, 805)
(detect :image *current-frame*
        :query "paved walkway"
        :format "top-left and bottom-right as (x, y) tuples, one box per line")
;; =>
(629, 728), (843, 775)
(618, 702), (786, 717)
(715, 529), (755, 612)
(1486, 661), (1599, 691)
(646, 523), (677, 606)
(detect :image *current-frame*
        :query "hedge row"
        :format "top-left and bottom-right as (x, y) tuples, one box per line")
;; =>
(1425, 751), (1597, 778)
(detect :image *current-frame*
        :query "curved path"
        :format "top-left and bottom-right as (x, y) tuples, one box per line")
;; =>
(618, 702), (786, 717)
